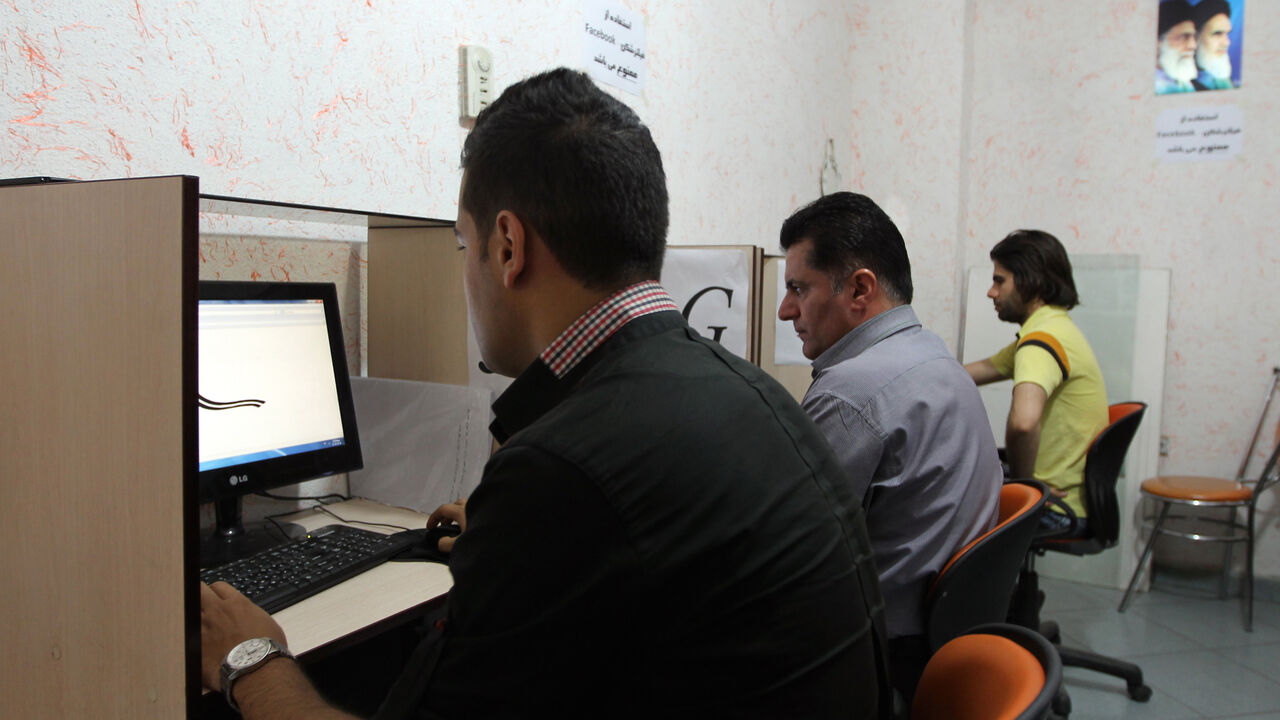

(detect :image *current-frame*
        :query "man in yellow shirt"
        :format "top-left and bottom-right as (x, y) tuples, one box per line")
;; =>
(965, 230), (1108, 532)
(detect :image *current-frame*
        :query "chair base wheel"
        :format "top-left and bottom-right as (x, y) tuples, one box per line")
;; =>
(1128, 683), (1152, 702)
(1052, 687), (1072, 716)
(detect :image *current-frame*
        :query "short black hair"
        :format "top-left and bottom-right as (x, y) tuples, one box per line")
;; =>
(460, 68), (668, 290)
(1192, 0), (1231, 28)
(1158, 0), (1195, 38)
(989, 229), (1079, 309)
(778, 192), (913, 304)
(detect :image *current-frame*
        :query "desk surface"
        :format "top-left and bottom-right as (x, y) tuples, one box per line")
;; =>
(268, 498), (454, 656)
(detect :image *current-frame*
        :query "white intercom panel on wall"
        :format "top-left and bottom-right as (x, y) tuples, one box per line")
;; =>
(461, 45), (493, 121)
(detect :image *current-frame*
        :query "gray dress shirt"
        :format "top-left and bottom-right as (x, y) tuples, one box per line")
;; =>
(804, 304), (1002, 638)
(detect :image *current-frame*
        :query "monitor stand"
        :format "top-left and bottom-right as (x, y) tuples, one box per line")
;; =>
(200, 496), (307, 568)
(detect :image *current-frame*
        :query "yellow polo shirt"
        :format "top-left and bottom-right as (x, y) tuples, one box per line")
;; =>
(990, 305), (1108, 516)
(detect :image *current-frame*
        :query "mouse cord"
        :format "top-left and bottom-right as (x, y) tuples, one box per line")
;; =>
(311, 503), (413, 533)
(251, 491), (413, 534)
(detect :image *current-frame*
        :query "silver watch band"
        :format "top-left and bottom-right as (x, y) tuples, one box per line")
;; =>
(221, 638), (293, 713)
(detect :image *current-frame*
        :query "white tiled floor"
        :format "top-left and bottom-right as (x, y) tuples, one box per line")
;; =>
(1042, 576), (1280, 719)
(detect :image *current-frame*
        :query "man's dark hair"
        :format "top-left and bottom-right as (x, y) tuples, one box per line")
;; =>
(778, 192), (913, 304)
(1158, 0), (1195, 38)
(1192, 0), (1231, 28)
(989, 229), (1079, 309)
(460, 68), (668, 290)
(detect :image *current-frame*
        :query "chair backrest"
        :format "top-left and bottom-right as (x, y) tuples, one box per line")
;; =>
(924, 481), (1048, 650)
(912, 622), (1063, 720)
(1079, 401), (1146, 549)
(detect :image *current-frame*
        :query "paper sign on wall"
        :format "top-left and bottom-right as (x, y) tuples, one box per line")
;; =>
(1155, 105), (1243, 162)
(773, 259), (809, 366)
(583, 0), (646, 94)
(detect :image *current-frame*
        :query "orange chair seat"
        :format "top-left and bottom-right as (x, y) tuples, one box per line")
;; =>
(911, 634), (1044, 720)
(1140, 475), (1253, 502)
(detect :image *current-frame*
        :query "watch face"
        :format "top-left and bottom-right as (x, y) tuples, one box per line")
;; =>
(228, 638), (272, 668)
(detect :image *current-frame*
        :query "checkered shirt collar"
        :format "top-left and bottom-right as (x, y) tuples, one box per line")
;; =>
(539, 280), (678, 379)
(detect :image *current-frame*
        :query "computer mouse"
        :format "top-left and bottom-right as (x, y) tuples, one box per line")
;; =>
(424, 522), (462, 546)
(389, 523), (462, 564)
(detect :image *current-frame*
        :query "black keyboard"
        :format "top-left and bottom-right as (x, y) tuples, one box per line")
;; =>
(200, 524), (417, 614)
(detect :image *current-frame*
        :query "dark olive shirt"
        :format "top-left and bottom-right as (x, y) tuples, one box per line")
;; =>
(415, 310), (888, 719)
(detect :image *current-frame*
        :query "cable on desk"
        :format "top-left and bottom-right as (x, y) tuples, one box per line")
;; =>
(251, 491), (414, 534)
(256, 492), (351, 537)
(311, 503), (413, 533)
(257, 491), (350, 503)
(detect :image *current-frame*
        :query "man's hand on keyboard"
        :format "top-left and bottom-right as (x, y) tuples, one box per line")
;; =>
(426, 498), (468, 553)
(200, 581), (289, 693)
(200, 581), (357, 719)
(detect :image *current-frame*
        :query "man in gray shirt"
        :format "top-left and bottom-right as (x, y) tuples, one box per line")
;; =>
(777, 192), (1002, 700)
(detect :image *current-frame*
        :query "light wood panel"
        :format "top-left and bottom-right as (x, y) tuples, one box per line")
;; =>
(367, 226), (469, 385)
(0, 177), (198, 716)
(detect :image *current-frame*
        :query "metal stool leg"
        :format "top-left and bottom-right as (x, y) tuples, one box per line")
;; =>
(1120, 502), (1169, 612)
(1246, 505), (1256, 632)
(1219, 507), (1237, 600)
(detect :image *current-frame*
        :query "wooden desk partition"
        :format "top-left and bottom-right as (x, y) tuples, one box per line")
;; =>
(1, 177), (199, 717)
(367, 225), (469, 385)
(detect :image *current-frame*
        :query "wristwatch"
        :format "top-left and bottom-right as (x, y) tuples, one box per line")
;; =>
(220, 637), (293, 713)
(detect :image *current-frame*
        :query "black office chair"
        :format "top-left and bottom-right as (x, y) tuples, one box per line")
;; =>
(924, 480), (1048, 651)
(1008, 402), (1153, 712)
(911, 623), (1063, 720)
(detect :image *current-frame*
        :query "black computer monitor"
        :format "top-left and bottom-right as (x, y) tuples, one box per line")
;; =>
(198, 280), (362, 566)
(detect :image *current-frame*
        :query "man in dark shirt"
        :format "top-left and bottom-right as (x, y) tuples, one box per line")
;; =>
(200, 67), (890, 719)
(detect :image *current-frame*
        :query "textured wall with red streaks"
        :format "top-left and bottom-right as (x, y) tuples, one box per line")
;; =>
(3, 0), (863, 370)
(6, 0), (1280, 574)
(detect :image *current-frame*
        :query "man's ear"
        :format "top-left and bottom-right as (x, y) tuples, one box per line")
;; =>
(492, 210), (528, 289)
(845, 268), (878, 311)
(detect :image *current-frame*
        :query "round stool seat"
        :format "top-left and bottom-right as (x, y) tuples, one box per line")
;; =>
(1140, 475), (1253, 503)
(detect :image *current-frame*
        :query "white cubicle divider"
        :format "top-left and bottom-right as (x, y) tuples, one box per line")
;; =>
(770, 258), (809, 367)
(346, 376), (492, 516)
(663, 246), (761, 363)
(757, 255), (814, 402)
(959, 260), (1170, 590)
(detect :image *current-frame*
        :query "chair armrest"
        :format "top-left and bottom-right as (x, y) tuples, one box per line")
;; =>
(1035, 494), (1080, 540)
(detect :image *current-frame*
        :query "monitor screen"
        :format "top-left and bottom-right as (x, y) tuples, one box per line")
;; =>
(197, 281), (362, 505)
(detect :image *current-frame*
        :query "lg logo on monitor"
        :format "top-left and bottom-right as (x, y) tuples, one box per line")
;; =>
(229, 474), (248, 487)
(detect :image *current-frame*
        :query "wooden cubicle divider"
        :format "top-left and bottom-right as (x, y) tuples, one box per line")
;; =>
(367, 225), (470, 385)
(747, 246), (763, 365)
(1, 176), (200, 717)
(365, 238), (806, 394)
